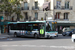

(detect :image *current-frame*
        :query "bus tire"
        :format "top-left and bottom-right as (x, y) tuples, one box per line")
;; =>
(34, 33), (38, 38)
(14, 33), (17, 37)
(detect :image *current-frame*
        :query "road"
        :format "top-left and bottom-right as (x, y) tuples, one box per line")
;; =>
(0, 34), (75, 50)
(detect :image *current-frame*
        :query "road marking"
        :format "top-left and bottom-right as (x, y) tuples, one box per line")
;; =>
(39, 45), (48, 47)
(12, 45), (18, 46)
(50, 46), (75, 49)
(0, 45), (75, 49)
(2, 45), (8, 47)
(21, 45), (36, 47)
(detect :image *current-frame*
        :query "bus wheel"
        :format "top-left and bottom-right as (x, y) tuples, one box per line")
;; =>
(14, 33), (17, 37)
(34, 34), (38, 38)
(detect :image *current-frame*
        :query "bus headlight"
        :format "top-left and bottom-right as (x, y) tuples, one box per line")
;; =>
(55, 33), (57, 35)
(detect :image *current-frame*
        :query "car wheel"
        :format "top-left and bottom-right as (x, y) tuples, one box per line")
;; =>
(62, 32), (66, 36)
(69, 33), (72, 36)
(62, 34), (66, 36)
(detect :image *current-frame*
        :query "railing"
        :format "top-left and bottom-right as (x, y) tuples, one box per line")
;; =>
(54, 6), (61, 9)
(54, 6), (73, 10)
(21, 6), (29, 10)
(32, 6), (39, 10)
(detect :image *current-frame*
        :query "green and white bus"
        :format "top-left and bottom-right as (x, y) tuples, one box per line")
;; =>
(8, 21), (58, 38)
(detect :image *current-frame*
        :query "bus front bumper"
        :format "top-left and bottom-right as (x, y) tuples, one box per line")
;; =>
(45, 33), (58, 38)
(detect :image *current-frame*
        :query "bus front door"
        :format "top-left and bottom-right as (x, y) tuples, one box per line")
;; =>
(39, 23), (45, 37)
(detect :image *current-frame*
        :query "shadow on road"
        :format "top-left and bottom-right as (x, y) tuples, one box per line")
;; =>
(0, 34), (71, 41)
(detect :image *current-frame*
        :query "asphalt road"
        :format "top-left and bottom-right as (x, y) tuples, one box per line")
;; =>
(0, 34), (75, 50)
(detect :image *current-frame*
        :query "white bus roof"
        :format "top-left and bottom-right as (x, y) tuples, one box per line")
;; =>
(8, 21), (46, 24)
(46, 20), (57, 22)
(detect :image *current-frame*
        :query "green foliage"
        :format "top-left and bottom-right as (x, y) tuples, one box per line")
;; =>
(0, 0), (23, 21)
(19, 15), (23, 19)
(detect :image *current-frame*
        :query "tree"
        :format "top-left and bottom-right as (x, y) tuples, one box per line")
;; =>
(0, 0), (23, 21)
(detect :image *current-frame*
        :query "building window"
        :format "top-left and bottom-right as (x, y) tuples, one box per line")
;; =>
(65, 1), (69, 9)
(24, 2), (28, 9)
(35, 2), (38, 9)
(35, 12), (38, 20)
(55, 13), (60, 19)
(56, 1), (61, 9)
(25, 12), (28, 20)
(64, 13), (68, 19)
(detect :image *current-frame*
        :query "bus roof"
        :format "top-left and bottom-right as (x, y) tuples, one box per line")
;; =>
(46, 20), (57, 22)
(8, 21), (46, 24)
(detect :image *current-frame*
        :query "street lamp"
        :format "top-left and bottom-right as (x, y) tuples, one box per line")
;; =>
(44, 10), (46, 20)
(43, 8), (48, 20)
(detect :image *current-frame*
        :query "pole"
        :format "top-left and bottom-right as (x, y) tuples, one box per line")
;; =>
(44, 8), (46, 20)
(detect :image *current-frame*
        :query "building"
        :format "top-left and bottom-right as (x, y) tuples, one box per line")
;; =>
(19, 0), (75, 33)
(19, 0), (53, 21)
(53, 0), (75, 33)
(0, 0), (75, 34)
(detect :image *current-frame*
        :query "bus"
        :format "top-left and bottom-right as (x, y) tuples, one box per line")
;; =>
(8, 21), (58, 38)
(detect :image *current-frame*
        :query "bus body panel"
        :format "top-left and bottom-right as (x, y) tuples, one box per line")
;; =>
(8, 21), (58, 38)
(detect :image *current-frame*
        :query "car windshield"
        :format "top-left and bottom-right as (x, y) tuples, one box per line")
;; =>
(66, 29), (72, 31)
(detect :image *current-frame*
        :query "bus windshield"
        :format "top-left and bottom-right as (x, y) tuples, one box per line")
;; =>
(46, 21), (57, 32)
(46, 23), (51, 32)
(52, 23), (57, 31)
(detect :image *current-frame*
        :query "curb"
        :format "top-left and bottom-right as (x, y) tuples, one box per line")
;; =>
(0, 36), (11, 40)
(0, 37), (8, 40)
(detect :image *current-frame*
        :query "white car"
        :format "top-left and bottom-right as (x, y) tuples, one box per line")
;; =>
(71, 30), (75, 42)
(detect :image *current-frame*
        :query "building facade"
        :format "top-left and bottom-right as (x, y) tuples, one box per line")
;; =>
(20, 0), (75, 33)
(0, 0), (75, 33)
(19, 0), (53, 21)
(53, 0), (75, 33)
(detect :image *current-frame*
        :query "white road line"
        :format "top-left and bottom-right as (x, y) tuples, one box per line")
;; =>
(39, 45), (48, 47)
(2, 45), (8, 47)
(50, 46), (75, 49)
(21, 45), (36, 47)
(0, 45), (75, 49)
(11, 45), (18, 46)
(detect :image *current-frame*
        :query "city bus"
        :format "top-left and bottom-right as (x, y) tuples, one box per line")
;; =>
(8, 21), (58, 38)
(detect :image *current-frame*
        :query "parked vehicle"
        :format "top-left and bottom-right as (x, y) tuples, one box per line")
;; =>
(71, 29), (75, 42)
(62, 28), (73, 36)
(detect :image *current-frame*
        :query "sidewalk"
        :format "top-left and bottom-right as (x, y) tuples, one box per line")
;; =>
(0, 33), (11, 39)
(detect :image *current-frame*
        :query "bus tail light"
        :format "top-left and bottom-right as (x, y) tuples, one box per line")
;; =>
(55, 33), (57, 35)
